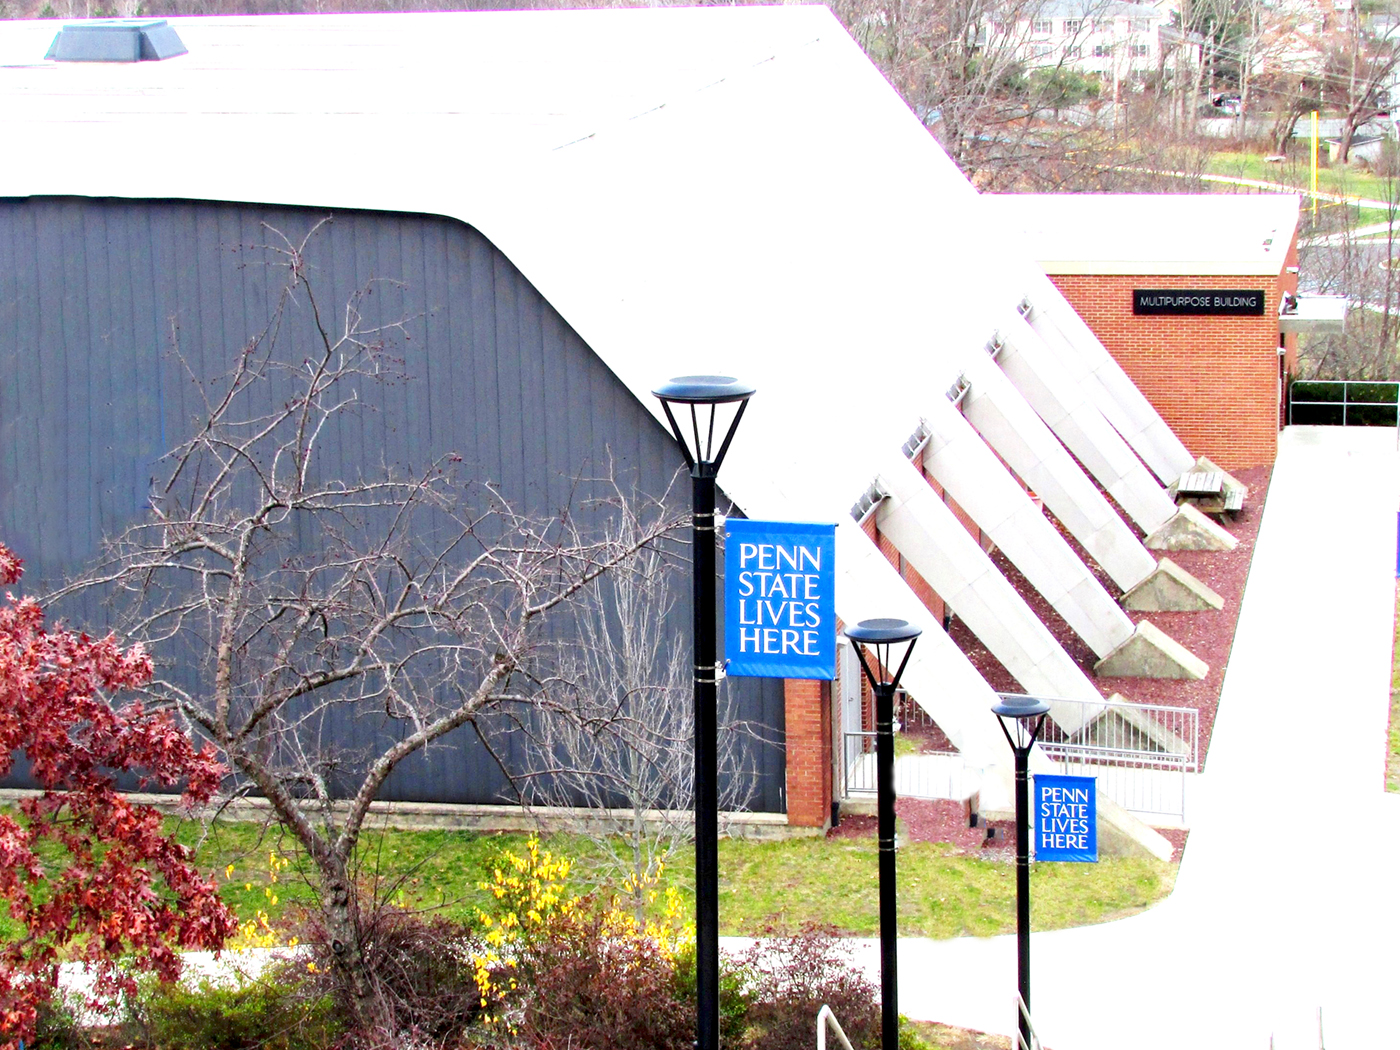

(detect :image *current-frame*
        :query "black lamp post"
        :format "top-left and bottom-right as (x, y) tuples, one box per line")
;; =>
(990, 694), (1052, 1050)
(652, 375), (755, 1050)
(845, 618), (922, 1050)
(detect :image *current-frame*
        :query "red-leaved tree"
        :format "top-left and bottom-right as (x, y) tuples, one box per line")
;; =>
(0, 540), (236, 1049)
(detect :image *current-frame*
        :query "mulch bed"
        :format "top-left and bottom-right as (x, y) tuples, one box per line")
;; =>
(946, 464), (1272, 771)
(829, 798), (1192, 862)
(847, 468), (1271, 863)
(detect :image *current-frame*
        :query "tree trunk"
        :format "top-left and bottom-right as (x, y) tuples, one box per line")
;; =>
(1238, 70), (1251, 144)
(1338, 116), (1359, 165)
(321, 866), (388, 1035)
(1272, 101), (1307, 156)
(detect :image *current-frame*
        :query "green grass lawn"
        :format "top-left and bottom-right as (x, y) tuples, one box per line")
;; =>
(194, 818), (1173, 941)
(1204, 150), (1400, 202)
(0, 812), (1176, 946)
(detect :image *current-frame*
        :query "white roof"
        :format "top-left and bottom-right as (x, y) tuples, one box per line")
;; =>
(990, 193), (1301, 276)
(0, 8), (1052, 521)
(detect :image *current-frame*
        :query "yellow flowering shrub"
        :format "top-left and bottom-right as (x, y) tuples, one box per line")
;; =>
(469, 836), (578, 1020)
(603, 861), (694, 962)
(224, 849), (300, 951)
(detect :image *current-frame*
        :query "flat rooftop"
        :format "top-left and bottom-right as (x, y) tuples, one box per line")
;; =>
(991, 193), (1301, 276)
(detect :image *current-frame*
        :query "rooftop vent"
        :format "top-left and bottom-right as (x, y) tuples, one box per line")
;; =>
(45, 19), (187, 63)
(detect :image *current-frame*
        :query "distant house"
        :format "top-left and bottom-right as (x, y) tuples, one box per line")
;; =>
(990, 0), (1192, 88)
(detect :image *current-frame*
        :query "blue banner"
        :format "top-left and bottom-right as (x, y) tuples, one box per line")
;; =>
(1033, 774), (1098, 863)
(724, 519), (836, 680)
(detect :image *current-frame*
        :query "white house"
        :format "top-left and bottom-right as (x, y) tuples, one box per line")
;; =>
(994, 0), (1192, 88)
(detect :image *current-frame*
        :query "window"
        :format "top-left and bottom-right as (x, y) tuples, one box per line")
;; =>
(1063, 18), (1082, 33)
(1130, 17), (1151, 30)
(1066, 44), (1083, 58)
(1131, 42), (1150, 56)
(1032, 19), (1052, 34)
(1092, 42), (1111, 56)
(1093, 18), (1115, 32)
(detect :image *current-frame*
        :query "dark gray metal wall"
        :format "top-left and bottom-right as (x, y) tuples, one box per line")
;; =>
(0, 197), (786, 812)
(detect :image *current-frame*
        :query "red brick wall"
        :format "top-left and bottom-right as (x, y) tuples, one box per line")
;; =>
(783, 677), (831, 827)
(1050, 264), (1290, 470)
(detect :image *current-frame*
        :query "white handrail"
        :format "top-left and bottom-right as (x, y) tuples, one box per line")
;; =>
(816, 1003), (857, 1050)
(1015, 992), (1043, 1050)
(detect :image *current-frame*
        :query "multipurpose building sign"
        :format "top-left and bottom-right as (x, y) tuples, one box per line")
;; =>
(724, 519), (835, 680)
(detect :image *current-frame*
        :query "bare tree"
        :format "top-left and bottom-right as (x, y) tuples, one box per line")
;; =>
(824, 0), (1215, 190)
(1327, 15), (1400, 164)
(1297, 169), (1400, 379)
(517, 531), (760, 923)
(46, 222), (686, 1034)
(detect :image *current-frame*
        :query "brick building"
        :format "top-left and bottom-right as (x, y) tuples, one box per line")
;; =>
(992, 194), (1345, 470)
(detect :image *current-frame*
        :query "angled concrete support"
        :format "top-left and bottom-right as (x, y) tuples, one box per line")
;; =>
(959, 353), (1158, 593)
(1094, 620), (1209, 680)
(871, 450), (1107, 706)
(833, 520), (1009, 781)
(1019, 273), (1195, 484)
(916, 400), (1135, 660)
(1121, 557), (1225, 612)
(994, 316), (1178, 534)
(1144, 503), (1239, 552)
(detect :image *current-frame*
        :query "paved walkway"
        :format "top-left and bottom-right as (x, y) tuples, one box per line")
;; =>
(825, 427), (1400, 1049)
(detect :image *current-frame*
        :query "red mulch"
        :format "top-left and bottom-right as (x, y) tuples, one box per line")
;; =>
(828, 798), (990, 854)
(829, 799), (1192, 862)
(945, 465), (1272, 771)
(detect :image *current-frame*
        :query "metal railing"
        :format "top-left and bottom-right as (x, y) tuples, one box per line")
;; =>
(839, 694), (1199, 822)
(816, 1004), (857, 1050)
(842, 732), (976, 801)
(1023, 694), (1198, 823)
(1288, 379), (1400, 427)
(1016, 993), (1043, 1050)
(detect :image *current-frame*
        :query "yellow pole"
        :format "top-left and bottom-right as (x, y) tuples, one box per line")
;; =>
(1311, 110), (1319, 219)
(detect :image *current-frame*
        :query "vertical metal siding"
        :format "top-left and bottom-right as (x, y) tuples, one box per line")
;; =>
(0, 198), (785, 813)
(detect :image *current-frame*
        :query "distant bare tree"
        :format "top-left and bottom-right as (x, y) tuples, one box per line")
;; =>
(824, 0), (1214, 190)
(517, 532), (760, 923)
(1326, 17), (1400, 164)
(46, 221), (685, 1036)
(1298, 176), (1400, 379)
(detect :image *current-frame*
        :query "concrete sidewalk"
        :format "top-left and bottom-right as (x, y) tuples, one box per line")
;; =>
(839, 426), (1400, 1049)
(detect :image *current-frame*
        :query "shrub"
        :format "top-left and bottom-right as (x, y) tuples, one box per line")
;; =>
(670, 942), (754, 1047)
(130, 970), (337, 1050)
(28, 995), (88, 1050)
(736, 924), (882, 1050)
(299, 905), (486, 1046)
(491, 902), (688, 1050)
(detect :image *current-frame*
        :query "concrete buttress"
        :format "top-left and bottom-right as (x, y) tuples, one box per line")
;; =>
(917, 400), (1135, 660)
(994, 315), (1179, 534)
(958, 353), (1159, 593)
(1020, 272), (1195, 485)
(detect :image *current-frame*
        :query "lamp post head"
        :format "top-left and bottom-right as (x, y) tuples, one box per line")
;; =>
(651, 375), (756, 406)
(652, 375), (755, 473)
(845, 617), (922, 694)
(846, 618), (922, 646)
(991, 694), (1052, 752)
